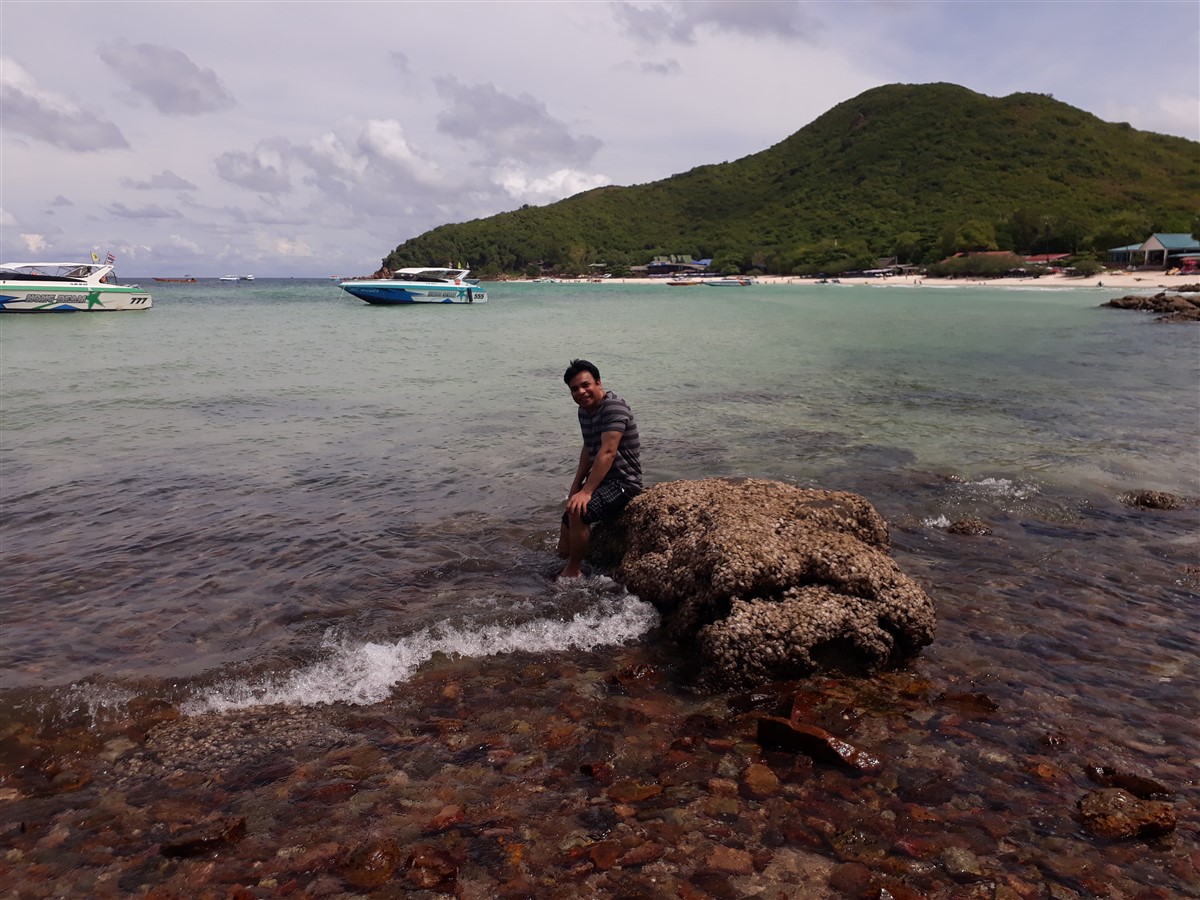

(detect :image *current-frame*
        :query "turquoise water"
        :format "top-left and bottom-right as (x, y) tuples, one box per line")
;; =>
(1, 279), (1196, 712)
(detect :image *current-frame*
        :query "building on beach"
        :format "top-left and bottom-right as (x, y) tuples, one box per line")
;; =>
(643, 255), (713, 277)
(1108, 233), (1200, 270)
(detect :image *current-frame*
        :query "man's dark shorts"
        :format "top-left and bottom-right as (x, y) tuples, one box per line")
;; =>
(562, 480), (639, 527)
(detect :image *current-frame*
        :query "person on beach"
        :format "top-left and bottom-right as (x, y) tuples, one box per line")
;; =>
(558, 359), (642, 578)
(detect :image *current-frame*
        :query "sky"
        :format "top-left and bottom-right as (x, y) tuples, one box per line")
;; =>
(2, 1), (1197, 278)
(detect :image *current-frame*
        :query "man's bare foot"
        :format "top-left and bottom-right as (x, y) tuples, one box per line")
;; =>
(557, 566), (583, 579)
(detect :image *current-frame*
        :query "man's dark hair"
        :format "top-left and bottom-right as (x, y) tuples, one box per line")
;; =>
(564, 359), (600, 385)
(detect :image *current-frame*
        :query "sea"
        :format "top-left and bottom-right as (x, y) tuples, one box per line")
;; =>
(1, 277), (1198, 891)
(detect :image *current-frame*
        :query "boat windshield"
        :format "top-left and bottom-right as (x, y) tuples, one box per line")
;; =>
(393, 269), (463, 283)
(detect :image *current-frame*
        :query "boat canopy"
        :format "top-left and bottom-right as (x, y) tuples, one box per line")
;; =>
(391, 267), (470, 281)
(0, 261), (110, 269)
(0, 261), (113, 276)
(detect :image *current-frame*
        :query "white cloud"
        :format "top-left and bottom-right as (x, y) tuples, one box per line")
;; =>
(639, 60), (682, 76)
(215, 140), (292, 193)
(21, 234), (48, 253)
(1147, 97), (1200, 141)
(497, 168), (611, 203)
(433, 77), (602, 167)
(389, 51), (411, 77)
(357, 119), (447, 188)
(612, 0), (824, 45)
(122, 170), (198, 191)
(161, 234), (205, 256)
(98, 40), (235, 115)
(267, 236), (312, 258)
(0, 208), (16, 227)
(288, 133), (367, 204)
(110, 203), (184, 219)
(0, 56), (129, 151)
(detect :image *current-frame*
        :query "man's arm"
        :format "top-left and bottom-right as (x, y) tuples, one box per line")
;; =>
(567, 444), (590, 496)
(566, 430), (622, 517)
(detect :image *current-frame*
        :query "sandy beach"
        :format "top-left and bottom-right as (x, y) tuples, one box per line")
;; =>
(519, 271), (1195, 291)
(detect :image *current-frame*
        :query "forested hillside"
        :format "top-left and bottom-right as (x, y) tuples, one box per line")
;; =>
(382, 83), (1199, 276)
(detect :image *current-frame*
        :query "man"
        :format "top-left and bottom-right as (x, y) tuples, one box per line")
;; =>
(558, 359), (642, 578)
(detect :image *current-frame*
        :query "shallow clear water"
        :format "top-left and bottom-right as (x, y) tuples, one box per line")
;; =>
(1, 279), (1196, 721)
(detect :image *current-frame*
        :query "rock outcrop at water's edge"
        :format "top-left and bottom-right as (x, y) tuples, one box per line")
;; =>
(1102, 291), (1200, 322)
(606, 478), (937, 686)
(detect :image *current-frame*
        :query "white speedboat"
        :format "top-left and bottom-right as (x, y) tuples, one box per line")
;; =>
(339, 268), (487, 305)
(702, 276), (755, 287)
(0, 262), (152, 313)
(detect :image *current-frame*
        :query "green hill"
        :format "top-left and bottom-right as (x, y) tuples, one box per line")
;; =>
(383, 83), (1200, 276)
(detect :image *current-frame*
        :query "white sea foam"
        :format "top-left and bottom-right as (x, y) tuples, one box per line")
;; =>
(924, 515), (952, 529)
(964, 477), (1037, 499)
(182, 591), (659, 714)
(39, 682), (138, 728)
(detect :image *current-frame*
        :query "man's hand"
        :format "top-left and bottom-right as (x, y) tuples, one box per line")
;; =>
(566, 488), (593, 518)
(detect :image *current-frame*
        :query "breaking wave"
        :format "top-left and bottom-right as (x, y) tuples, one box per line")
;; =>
(183, 591), (659, 713)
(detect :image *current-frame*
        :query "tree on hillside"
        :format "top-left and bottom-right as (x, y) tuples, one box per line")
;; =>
(892, 231), (931, 264)
(1002, 208), (1047, 254)
(1089, 212), (1152, 251)
(953, 220), (1000, 253)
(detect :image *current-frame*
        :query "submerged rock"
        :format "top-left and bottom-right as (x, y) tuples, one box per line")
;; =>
(757, 717), (883, 773)
(1077, 788), (1177, 839)
(1083, 765), (1174, 800)
(1118, 489), (1185, 510)
(159, 817), (246, 858)
(613, 478), (936, 686)
(947, 518), (992, 536)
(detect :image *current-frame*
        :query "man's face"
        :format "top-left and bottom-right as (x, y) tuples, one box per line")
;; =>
(568, 371), (605, 412)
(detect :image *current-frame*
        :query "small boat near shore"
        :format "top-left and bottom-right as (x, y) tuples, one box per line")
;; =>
(703, 277), (755, 287)
(339, 268), (487, 305)
(0, 261), (152, 313)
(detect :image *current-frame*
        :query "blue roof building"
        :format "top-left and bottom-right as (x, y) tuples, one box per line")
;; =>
(1140, 233), (1200, 269)
(1107, 234), (1200, 269)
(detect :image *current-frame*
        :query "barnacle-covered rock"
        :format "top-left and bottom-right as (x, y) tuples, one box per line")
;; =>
(615, 478), (935, 685)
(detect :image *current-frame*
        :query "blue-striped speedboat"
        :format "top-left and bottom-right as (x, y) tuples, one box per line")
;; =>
(339, 268), (487, 305)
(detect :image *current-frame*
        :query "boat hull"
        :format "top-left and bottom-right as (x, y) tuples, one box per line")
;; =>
(0, 285), (152, 312)
(340, 282), (487, 305)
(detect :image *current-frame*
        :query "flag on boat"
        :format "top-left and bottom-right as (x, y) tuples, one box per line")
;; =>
(91, 252), (99, 263)
(105, 252), (116, 265)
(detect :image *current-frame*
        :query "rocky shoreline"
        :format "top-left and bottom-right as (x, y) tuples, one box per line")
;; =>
(1, 645), (1196, 899)
(2, 481), (1196, 898)
(1102, 290), (1200, 322)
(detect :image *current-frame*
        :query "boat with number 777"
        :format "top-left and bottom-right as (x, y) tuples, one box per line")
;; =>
(0, 261), (152, 313)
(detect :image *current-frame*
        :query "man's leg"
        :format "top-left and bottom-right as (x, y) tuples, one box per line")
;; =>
(559, 513), (590, 578)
